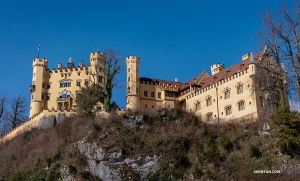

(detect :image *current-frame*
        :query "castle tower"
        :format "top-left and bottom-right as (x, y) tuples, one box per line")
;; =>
(89, 51), (106, 87)
(29, 57), (48, 117)
(126, 55), (140, 111)
(210, 63), (225, 75)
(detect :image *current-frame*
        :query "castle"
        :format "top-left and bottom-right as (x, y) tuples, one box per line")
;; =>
(29, 51), (106, 117)
(126, 47), (287, 123)
(0, 47), (287, 143)
(0, 51), (106, 143)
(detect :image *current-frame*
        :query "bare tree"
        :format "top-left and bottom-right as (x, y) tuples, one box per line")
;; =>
(101, 49), (122, 111)
(0, 93), (9, 119)
(259, 2), (300, 99)
(250, 51), (288, 108)
(5, 95), (27, 129)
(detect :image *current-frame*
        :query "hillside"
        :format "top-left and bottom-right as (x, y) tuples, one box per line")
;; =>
(0, 108), (300, 181)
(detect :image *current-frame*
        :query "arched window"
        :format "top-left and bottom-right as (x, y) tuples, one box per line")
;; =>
(225, 105), (232, 115)
(195, 100), (201, 111)
(224, 88), (230, 99)
(206, 96), (212, 107)
(59, 90), (71, 98)
(238, 100), (245, 111)
(206, 112), (213, 122)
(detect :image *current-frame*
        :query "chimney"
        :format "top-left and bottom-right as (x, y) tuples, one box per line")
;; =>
(175, 78), (178, 82)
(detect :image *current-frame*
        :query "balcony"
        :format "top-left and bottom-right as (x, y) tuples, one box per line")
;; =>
(29, 85), (35, 92)
(57, 97), (71, 102)
(165, 96), (178, 101)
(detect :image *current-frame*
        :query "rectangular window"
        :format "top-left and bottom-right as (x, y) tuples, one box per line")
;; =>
(67, 81), (71, 87)
(144, 91), (148, 97)
(47, 84), (51, 89)
(206, 98), (212, 107)
(77, 81), (81, 86)
(128, 68), (130, 72)
(85, 80), (89, 86)
(60, 82), (63, 87)
(46, 94), (50, 100)
(98, 76), (103, 83)
(225, 90), (230, 99)
(158, 92), (161, 98)
(237, 85), (243, 94)
(238, 101), (245, 111)
(128, 77), (130, 81)
(151, 92), (154, 97)
(196, 102), (201, 111)
(226, 106), (232, 115)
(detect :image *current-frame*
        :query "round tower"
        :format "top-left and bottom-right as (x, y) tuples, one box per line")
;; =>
(126, 55), (140, 111)
(29, 57), (48, 117)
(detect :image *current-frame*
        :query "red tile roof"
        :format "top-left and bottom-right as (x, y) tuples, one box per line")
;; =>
(139, 52), (263, 92)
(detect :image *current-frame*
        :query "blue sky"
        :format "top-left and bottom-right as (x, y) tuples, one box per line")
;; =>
(0, 0), (292, 116)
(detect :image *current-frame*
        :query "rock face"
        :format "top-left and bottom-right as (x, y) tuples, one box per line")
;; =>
(37, 115), (56, 129)
(123, 114), (144, 128)
(76, 135), (158, 180)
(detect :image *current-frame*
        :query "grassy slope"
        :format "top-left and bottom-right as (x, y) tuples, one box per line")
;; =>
(0, 109), (299, 181)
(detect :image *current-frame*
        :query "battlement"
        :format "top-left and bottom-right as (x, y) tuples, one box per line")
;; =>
(90, 51), (106, 58)
(210, 63), (225, 75)
(51, 65), (88, 73)
(33, 57), (48, 67)
(126, 55), (140, 63)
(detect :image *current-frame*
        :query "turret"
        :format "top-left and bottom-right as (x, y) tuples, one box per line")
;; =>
(126, 55), (140, 111)
(210, 63), (225, 75)
(89, 51), (106, 86)
(29, 57), (48, 117)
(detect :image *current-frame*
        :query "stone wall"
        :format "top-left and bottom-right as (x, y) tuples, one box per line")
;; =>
(0, 110), (77, 143)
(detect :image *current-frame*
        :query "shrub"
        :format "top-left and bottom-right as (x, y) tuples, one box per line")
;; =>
(80, 171), (91, 179)
(92, 123), (101, 132)
(219, 134), (233, 152)
(250, 146), (262, 158)
(146, 168), (170, 181)
(68, 165), (77, 175)
(271, 107), (300, 158)
(46, 164), (61, 181)
(9, 172), (24, 181)
(26, 170), (46, 181)
(172, 152), (190, 168)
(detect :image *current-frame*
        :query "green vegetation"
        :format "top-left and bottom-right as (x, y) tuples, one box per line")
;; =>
(271, 107), (300, 158)
(2, 107), (300, 180)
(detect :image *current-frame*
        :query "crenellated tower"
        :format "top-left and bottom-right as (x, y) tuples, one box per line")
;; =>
(89, 51), (106, 87)
(126, 55), (140, 111)
(29, 57), (48, 117)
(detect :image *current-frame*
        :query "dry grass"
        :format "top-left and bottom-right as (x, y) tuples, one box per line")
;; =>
(0, 109), (300, 180)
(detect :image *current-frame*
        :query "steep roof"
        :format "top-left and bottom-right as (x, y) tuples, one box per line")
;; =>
(197, 53), (262, 89)
(138, 52), (263, 92)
